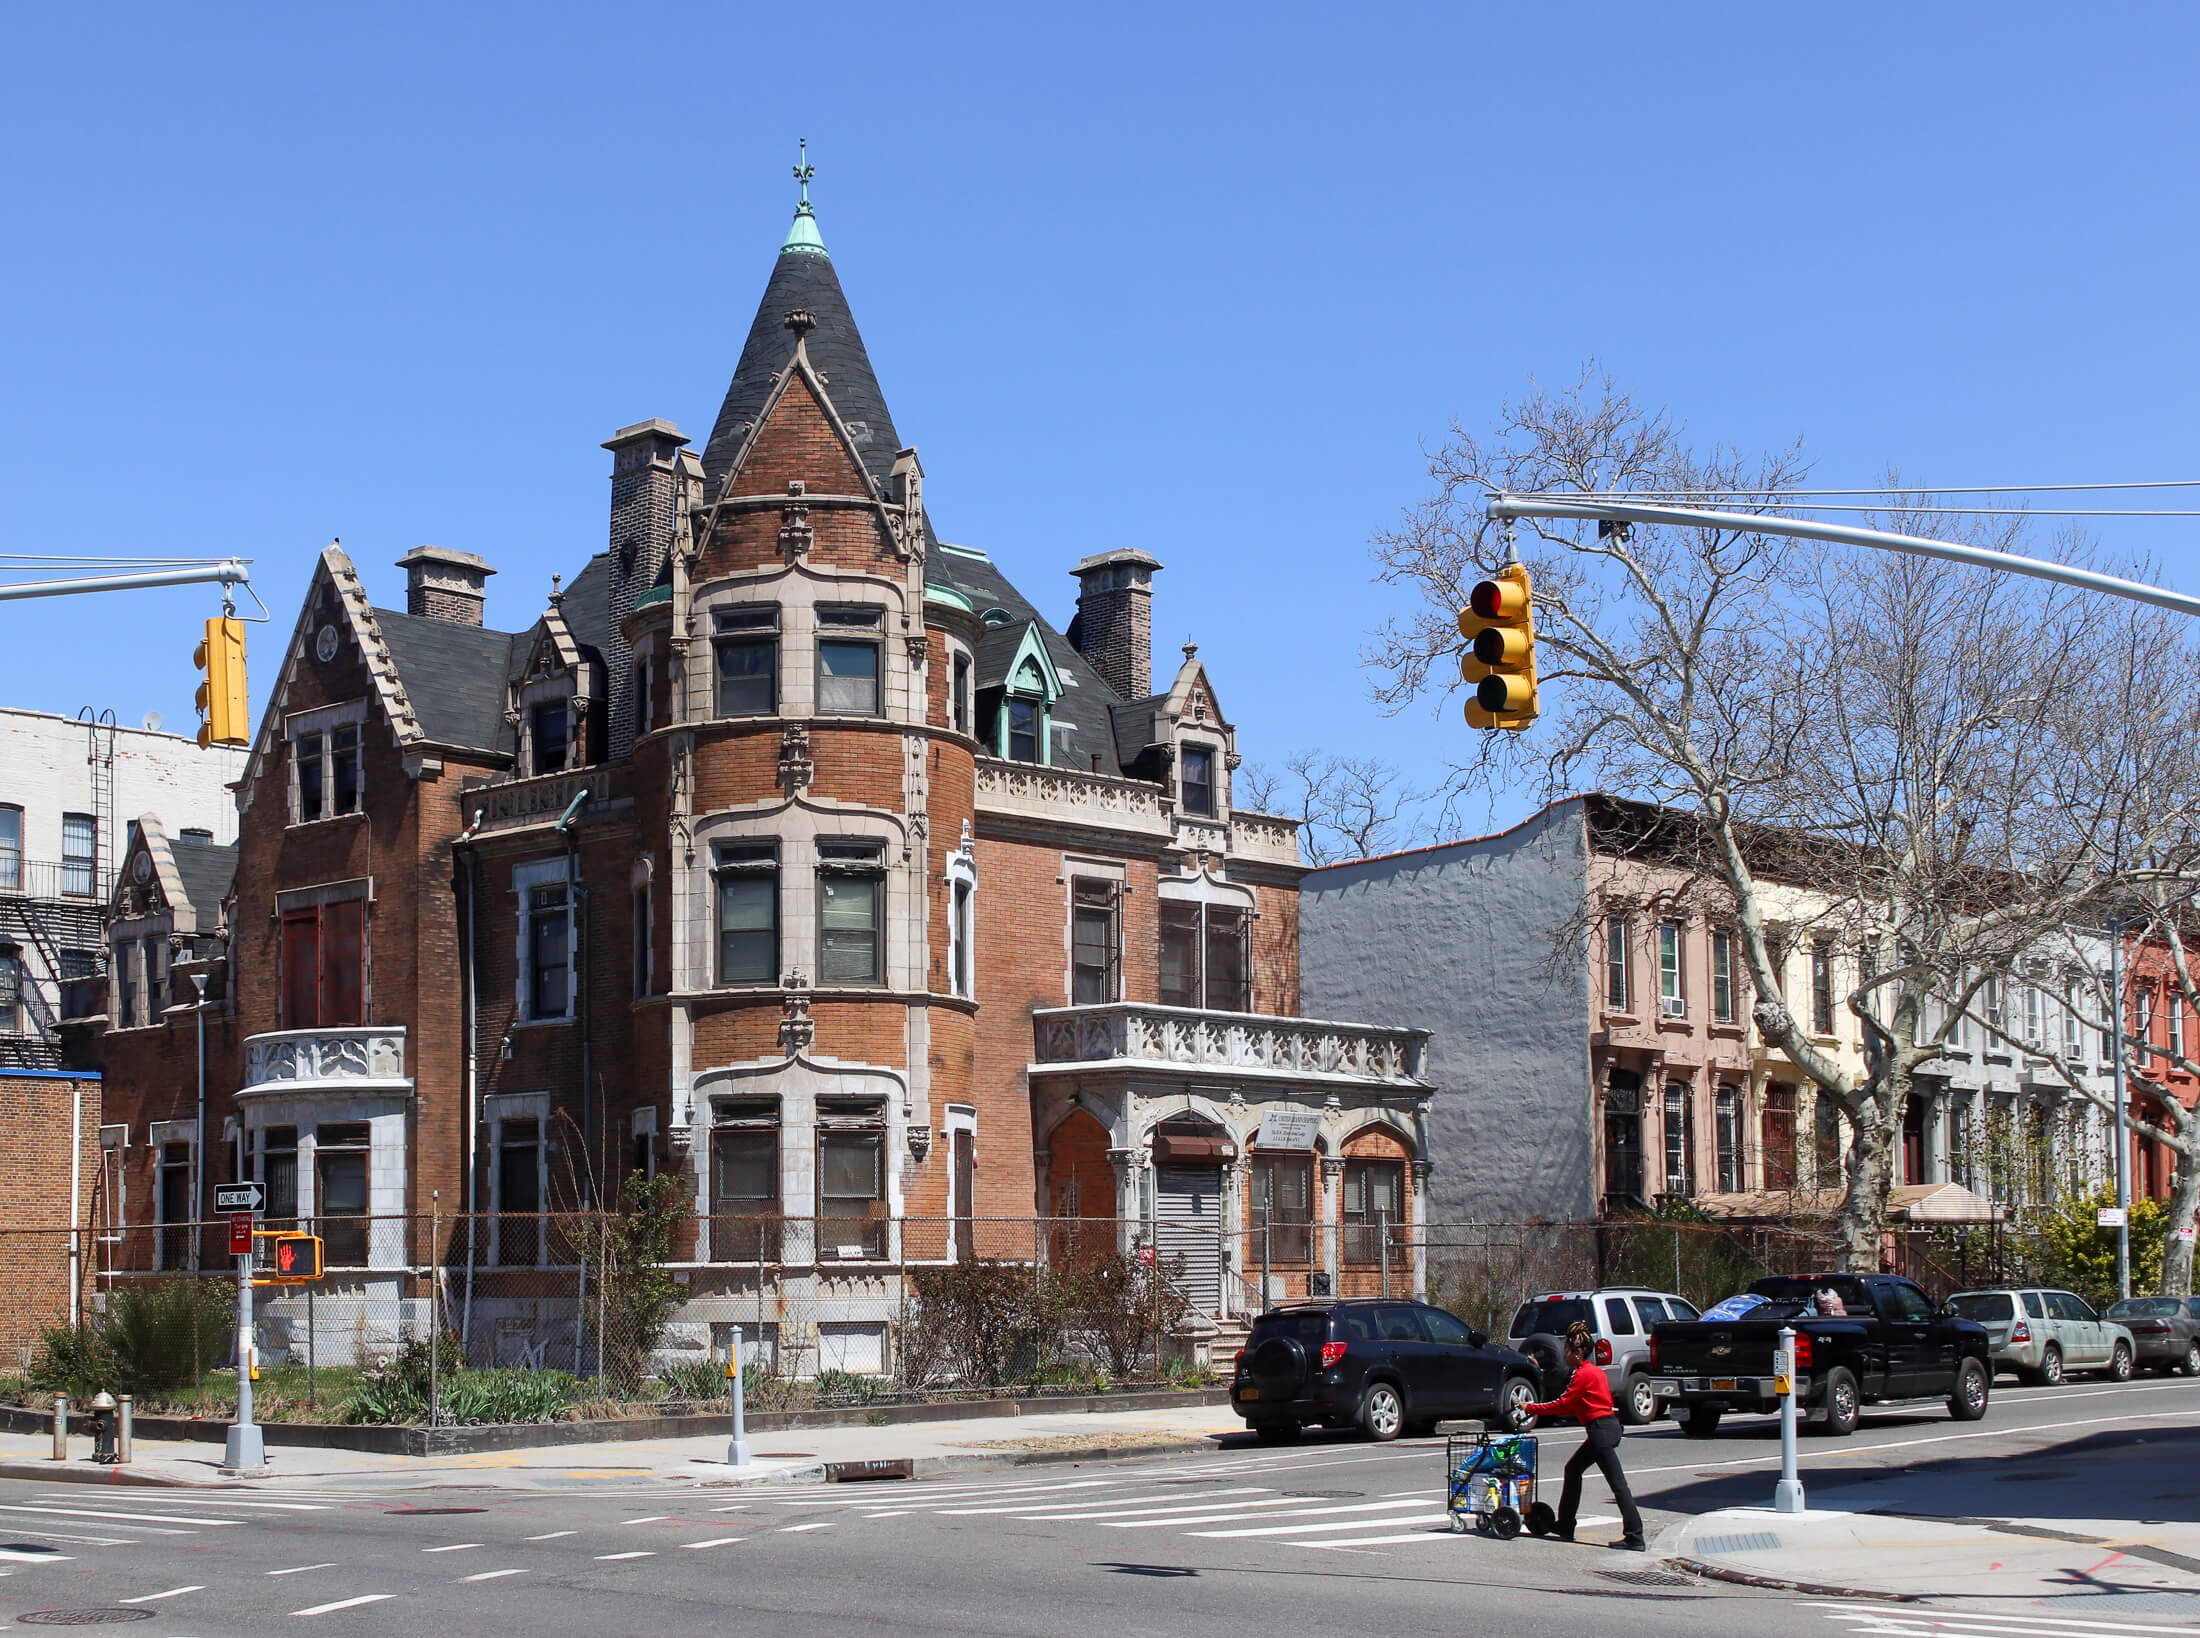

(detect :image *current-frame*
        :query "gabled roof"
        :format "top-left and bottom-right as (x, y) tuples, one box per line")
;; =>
(376, 611), (516, 754)
(700, 208), (903, 493)
(928, 545), (1126, 774)
(114, 814), (235, 935)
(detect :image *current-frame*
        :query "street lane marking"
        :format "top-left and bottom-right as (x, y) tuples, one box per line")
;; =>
(422, 1542), (482, 1552)
(778, 1523), (834, 1533)
(0, 1503), (237, 1527)
(1107, 1498), (1433, 1530)
(945, 1488), (1270, 1518)
(0, 1548), (77, 1563)
(1190, 1511), (1448, 1539)
(266, 1565), (337, 1577)
(118, 1586), (202, 1603)
(462, 1568), (529, 1582)
(594, 1551), (656, 1560)
(1634, 1407), (2193, 1479)
(624, 1515), (669, 1524)
(862, 1511), (912, 1519)
(682, 1538), (744, 1549)
(294, 1594), (396, 1616)
(1807, 1604), (2200, 1636)
(526, 1530), (577, 1540)
(1296, 1529), (1454, 1547)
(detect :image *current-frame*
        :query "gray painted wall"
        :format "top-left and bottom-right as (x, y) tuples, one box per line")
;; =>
(1301, 799), (1594, 1225)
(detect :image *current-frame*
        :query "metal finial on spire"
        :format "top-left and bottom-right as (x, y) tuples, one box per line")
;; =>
(793, 138), (814, 207)
(780, 138), (829, 257)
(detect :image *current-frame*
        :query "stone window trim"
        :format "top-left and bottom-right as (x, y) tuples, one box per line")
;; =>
(512, 857), (576, 1026)
(943, 826), (977, 1001)
(515, 672), (583, 777)
(816, 604), (886, 719)
(485, 1091), (552, 1268)
(274, 876), (375, 915)
(714, 840), (781, 989)
(691, 570), (918, 726)
(1066, 862), (1126, 1006)
(688, 809), (913, 996)
(285, 700), (369, 827)
(1178, 741), (1220, 818)
(629, 1104), (658, 1182)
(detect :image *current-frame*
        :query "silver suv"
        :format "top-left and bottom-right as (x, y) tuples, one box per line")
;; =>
(1508, 1286), (1700, 1424)
(1943, 1287), (2137, 1385)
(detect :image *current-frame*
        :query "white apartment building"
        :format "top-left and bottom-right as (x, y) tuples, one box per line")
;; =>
(0, 708), (245, 1067)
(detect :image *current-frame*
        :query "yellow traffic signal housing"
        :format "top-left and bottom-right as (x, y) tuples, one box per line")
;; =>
(263, 1231), (323, 1284)
(193, 616), (249, 748)
(1457, 562), (1539, 731)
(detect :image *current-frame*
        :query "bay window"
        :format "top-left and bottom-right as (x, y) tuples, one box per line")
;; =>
(713, 605), (778, 716)
(711, 1099), (781, 1261)
(818, 841), (884, 985)
(817, 606), (883, 716)
(818, 1101), (886, 1259)
(714, 843), (779, 986)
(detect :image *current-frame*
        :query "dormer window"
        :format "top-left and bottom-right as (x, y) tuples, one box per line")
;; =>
(1180, 744), (1217, 816)
(531, 700), (570, 774)
(1007, 699), (1040, 763)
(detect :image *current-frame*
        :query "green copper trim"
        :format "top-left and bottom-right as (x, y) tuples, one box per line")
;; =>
(781, 138), (829, 257)
(923, 583), (976, 613)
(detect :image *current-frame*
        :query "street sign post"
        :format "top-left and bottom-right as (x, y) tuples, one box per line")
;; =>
(217, 1185), (264, 1472)
(1772, 1327), (1805, 1514)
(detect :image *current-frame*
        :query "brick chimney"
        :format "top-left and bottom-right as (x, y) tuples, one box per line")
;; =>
(602, 418), (692, 759)
(397, 546), (495, 626)
(1067, 549), (1162, 701)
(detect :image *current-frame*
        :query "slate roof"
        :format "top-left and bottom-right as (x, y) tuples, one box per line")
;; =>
(928, 547), (1127, 775)
(700, 236), (903, 493)
(167, 833), (237, 921)
(375, 611), (517, 754)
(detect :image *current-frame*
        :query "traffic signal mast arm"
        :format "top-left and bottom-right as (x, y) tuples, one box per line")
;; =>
(0, 558), (252, 603)
(1484, 494), (2200, 618)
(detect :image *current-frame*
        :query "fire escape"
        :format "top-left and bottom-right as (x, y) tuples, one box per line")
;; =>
(0, 713), (115, 1070)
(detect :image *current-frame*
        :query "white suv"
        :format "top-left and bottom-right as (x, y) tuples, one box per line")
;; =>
(1508, 1286), (1701, 1424)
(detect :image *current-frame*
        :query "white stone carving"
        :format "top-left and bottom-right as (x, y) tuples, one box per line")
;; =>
(243, 1027), (409, 1091)
(1030, 1004), (1428, 1087)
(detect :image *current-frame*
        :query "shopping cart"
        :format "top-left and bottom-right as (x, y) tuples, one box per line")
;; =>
(1445, 1428), (1549, 1539)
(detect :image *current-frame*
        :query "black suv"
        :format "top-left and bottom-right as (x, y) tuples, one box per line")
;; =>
(1230, 1299), (1540, 1442)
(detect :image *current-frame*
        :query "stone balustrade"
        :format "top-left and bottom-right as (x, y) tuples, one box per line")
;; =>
(1031, 1002), (1430, 1087)
(974, 757), (1173, 838)
(242, 1026), (410, 1092)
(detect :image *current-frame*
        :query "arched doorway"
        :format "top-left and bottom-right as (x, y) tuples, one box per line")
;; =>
(1046, 1108), (1114, 1260)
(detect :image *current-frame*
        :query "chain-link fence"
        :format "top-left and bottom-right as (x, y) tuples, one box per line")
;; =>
(0, 1208), (2065, 1427)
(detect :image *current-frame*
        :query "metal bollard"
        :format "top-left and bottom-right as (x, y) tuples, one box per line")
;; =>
(49, 1396), (67, 1461)
(118, 1395), (133, 1465)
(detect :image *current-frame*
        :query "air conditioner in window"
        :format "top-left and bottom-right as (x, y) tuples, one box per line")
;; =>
(1661, 997), (1687, 1018)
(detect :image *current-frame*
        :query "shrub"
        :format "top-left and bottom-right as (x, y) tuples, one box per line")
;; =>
(814, 1368), (890, 1405)
(905, 1261), (1054, 1388)
(439, 1368), (577, 1425)
(1055, 1251), (1190, 1379)
(653, 1359), (731, 1403)
(27, 1277), (233, 1402)
(568, 1173), (694, 1397)
(2039, 1185), (2166, 1310)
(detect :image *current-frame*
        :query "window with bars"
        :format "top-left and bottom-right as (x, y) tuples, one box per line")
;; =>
(817, 841), (884, 986)
(1716, 1086), (1742, 1192)
(281, 899), (364, 1028)
(1250, 1153), (1313, 1264)
(1663, 1083), (1695, 1195)
(713, 605), (779, 717)
(817, 607), (883, 716)
(1071, 879), (1120, 1004)
(496, 1117), (541, 1266)
(1341, 1158), (1404, 1263)
(260, 1126), (299, 1226)
(157, 1139), (193, 1269)
(715, 844), (778, 986)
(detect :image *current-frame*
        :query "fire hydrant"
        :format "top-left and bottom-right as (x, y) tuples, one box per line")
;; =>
(88, 1392), (119, 1465)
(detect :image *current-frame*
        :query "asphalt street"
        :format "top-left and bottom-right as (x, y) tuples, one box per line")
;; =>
(0, 1374), (2191, 1637)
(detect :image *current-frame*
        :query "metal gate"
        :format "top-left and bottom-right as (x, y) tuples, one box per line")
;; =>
(1155, 1165), (1223, 1311)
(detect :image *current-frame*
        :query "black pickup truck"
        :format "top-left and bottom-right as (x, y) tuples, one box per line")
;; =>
(1646, 1273), (1993, 1438)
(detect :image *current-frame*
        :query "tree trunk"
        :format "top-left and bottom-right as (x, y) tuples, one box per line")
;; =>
(2163, 1145), (2200, 1298)
(1832, 1092), (1897, 1272)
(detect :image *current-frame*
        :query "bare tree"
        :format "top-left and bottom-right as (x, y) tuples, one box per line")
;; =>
(1238, 750), (1427, 865)
(1368, 370), (2200, 1269)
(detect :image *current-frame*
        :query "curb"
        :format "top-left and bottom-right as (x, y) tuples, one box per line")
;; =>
(1665, 1556), (1917, 1602)
(0, 1462), (205, 1489)
(708, 1437), (1221, 1488)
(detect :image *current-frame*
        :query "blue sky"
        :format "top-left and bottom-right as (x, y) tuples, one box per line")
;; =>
(4, 4), (2195, 837)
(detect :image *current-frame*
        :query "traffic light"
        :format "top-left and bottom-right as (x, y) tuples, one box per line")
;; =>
(193, 616), (249, 748)
(1457, 562), (1539, 730)
(268, 1232), (323, 1283)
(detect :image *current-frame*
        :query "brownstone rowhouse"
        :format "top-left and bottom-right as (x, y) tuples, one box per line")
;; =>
(0, 1070), (101, 1357)
(90, 176), (1433, 1373)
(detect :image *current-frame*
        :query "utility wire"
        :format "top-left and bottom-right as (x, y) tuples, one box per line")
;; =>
(1536, 480), (2200, 497)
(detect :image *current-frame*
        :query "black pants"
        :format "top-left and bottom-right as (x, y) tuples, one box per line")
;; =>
(1557, 1415), (1643, 1543)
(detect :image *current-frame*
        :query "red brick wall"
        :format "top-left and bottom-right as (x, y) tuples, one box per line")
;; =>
(0, 1072), (101, 1353)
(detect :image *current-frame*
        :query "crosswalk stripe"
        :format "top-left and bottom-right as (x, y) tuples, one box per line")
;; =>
(118, 1585), (202, 1603)
(422, 1543), (481, 1553)
(778, 1523), (834, 1534)
(1189, 1510), (1448, 1539)
(1811, 1609), (2200, 1638)
(526, 1531), (577, 1540)
(682, 1538), (744, 1549)
(294, 1593), (395, 1616)
(463, 1569), (529, 1582)
(0, 1502), (237, 1528)
(941, 1489), (1269, 1518)
(1293, 1529), (1454, 1547)
(1109, 1498), (1433, 1531)
(595, 1551), (656, 1560)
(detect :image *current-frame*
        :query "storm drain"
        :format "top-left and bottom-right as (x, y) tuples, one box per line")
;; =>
(17, 1611), (156, 1627)
(1597, 1570), (1697, 1589)
(1694, 1531), (1783, 1555)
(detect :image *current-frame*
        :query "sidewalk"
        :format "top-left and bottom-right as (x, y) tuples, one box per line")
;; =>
(1663, 1499), (2200, 1619)
(0, 1400), (1245, 1493)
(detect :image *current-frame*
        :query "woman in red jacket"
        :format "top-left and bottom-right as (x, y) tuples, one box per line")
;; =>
(1523, 1319), (1645, 1550)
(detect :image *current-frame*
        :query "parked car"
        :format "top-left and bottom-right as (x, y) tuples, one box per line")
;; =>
(1942, 1287), (2137, 1384)
(1647, 1273), (1993, 1437)
(1230, 1299), (1541, 1443)
(1508, 1286), (1702, 1425)
(2102, 1296), (2200, 1377)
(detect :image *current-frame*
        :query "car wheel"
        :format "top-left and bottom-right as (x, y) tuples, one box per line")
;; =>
(1679, 1406), (1723, 1439)
(1619, 1373), (1661, 1426)
(2183, 1342), (2200, 1378)
(1360, 1381), (1405, 1442)
(2107, 1341), (2134, 1382)
(1819, 1367), (1860, 1437)
(2039, 1344), (2064, 1387)
(1253, 1420), (1300, 1443)
(1496, 1374), (1536, 1434)
(1948, 1357), (1990, 1422)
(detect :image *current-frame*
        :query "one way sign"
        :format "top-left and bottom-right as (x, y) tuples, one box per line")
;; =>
(214, 1183), (265, 1214)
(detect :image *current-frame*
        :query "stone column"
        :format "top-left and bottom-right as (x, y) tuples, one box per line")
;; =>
(1226, 1156), (1253, 1315)
(1108, 1147), (1138, 1256)
(1410, 1159), (1433, 1302)
(1320, 1155), (1345, 1298)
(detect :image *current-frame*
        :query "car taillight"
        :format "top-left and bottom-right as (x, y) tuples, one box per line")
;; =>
(1320, 1341), (1348, 1369)
(1234, 1348), (1246, 1370)
(1794, 1332), (1812, 1370)
(2011, 1320), (2029, 1344)
(1647, 1335), (1659, 1369)
(1594, 1337), (1613, 1366)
